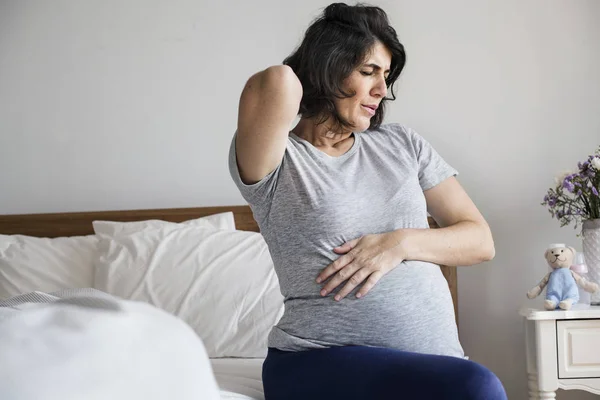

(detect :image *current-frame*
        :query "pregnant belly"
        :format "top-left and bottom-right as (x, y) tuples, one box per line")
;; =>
(274, 262), (464, 358)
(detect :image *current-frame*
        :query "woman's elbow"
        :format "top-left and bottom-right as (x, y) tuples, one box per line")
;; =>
(479, 224), (495, 262)
(481, 241), (496, 262)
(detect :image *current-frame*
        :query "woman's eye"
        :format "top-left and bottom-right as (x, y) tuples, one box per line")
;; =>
(360, 71), (373, 76)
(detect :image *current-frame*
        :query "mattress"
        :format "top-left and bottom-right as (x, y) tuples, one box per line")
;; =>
(210, 358), (265, 400)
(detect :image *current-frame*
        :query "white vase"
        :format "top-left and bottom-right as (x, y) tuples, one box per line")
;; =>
(583, 219), (600, 305)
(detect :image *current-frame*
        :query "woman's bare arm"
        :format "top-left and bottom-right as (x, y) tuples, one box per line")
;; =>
(235, 65), (303, 184)
(398, 177), (495, 266)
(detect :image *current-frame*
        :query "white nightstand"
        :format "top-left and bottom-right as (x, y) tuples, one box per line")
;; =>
(520, 305), (600, 399)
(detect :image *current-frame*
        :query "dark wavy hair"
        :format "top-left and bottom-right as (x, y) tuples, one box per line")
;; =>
(283, 2), (406, 131)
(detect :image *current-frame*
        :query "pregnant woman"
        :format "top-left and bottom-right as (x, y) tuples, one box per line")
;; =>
(229, 3), (506, 399)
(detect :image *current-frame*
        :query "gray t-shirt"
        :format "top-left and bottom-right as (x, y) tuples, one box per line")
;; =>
(228, 123), (464, 358)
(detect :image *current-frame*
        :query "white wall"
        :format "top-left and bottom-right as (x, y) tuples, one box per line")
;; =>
(1, 1), (599, 398)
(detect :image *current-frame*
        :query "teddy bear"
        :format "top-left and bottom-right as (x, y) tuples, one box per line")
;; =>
(526, 244), (599, 310)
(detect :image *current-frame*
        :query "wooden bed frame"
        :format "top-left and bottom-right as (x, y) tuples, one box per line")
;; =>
(0, 205), (458, 322)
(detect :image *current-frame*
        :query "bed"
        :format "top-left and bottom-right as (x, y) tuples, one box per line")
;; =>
(0, 205), (458, 400)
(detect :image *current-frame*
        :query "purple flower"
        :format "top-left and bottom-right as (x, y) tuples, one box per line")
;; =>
(544, 192), (558, 207)
(543, 149), (600, 228)
(563, 179), (575, 193)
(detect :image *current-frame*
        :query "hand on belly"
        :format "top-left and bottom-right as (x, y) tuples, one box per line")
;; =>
(315, 231), (406, 301)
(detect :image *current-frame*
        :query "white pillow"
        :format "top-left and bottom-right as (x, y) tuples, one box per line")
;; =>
(194, 211), (236, 231)
(0, 235), (98, 300)
(93, 222), (284, 358)
(0, 212), (236, 301)
(0, 298), (220, 400)
(92, 211), (236, 236)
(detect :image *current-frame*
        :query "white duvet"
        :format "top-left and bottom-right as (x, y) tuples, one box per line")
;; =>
(0, 290), (221, 400)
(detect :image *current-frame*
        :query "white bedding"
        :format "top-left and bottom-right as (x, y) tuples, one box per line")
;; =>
(211, 358), (265, 400)
(0, 289), (268, 400)
(0, 290), (221, 400)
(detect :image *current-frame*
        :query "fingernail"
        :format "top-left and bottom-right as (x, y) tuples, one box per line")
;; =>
(356, 293), (362, 298)
(316, 278), (321, 283)
(321, 290), (327, 296)
(334, 295), (340, 301)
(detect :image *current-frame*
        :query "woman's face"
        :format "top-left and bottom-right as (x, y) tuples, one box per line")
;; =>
(334, 41), (392, 133)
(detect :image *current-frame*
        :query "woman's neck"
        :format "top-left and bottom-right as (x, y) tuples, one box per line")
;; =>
(292, 117), (354, 156)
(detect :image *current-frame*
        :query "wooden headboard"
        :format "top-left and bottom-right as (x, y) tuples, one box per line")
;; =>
(0, 205), (457, 323)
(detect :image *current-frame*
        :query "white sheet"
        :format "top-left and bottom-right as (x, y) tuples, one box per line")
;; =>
(210, 358), (265, 400)
(0, 291), (221, 400)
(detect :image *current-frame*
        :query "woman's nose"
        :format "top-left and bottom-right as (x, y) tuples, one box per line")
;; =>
(372, 77), (387, 98)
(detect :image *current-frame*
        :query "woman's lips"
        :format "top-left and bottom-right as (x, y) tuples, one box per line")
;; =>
(361, 105), (376, 116)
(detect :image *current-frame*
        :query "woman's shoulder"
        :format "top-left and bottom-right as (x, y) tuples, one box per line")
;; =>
(361, 122), (419, 146)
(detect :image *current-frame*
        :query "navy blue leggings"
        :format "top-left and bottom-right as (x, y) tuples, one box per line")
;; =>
(262, 346), (507, 400)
